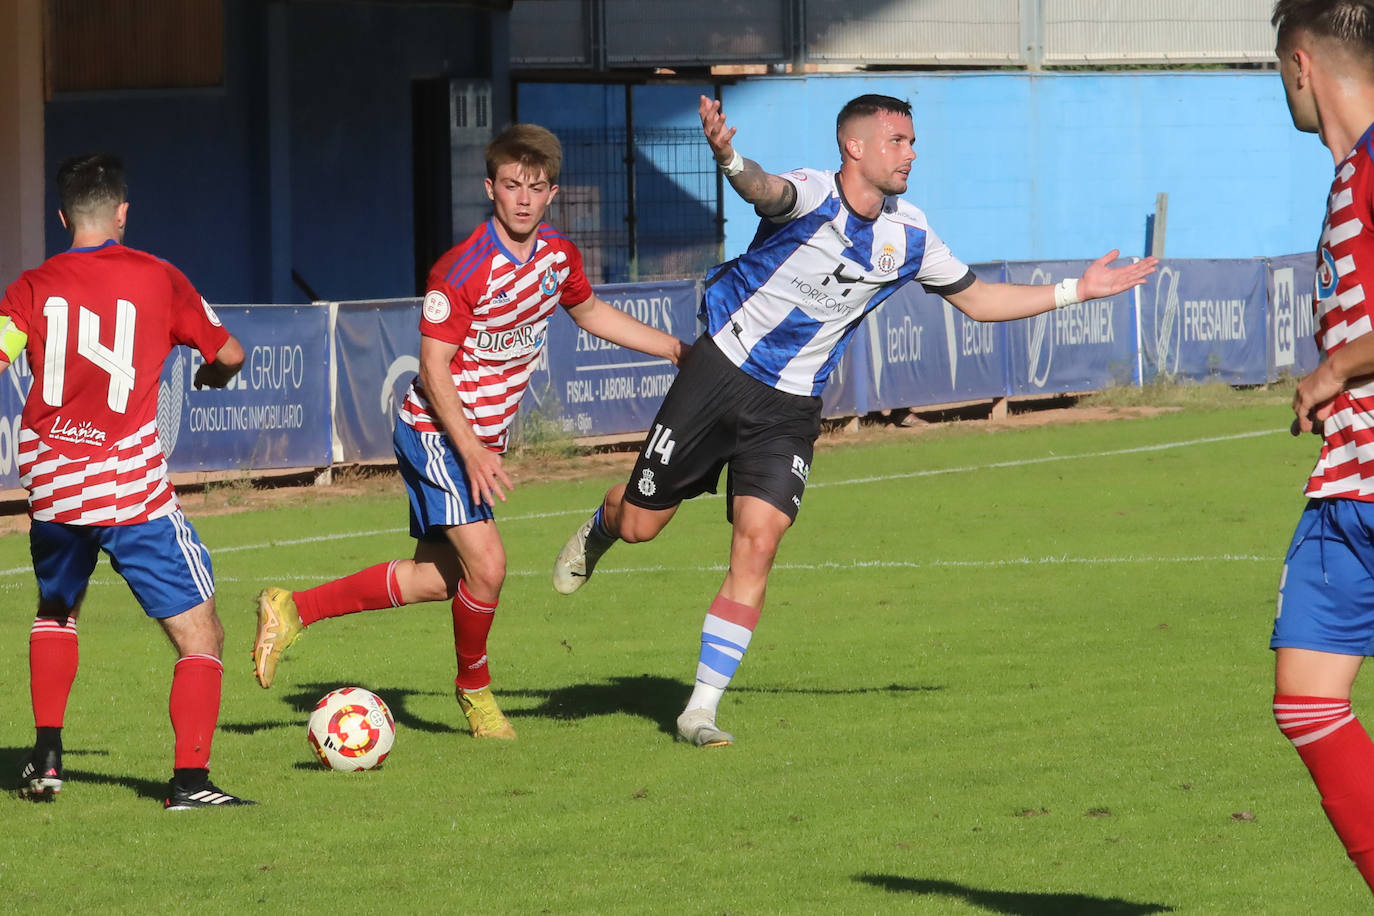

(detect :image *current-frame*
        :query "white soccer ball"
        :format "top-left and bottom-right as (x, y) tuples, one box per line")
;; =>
(307, 687), (396, 771)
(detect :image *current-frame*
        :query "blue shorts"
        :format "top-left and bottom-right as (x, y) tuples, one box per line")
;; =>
(31, 510), (216, 619)
(393, 421), (494, 541)
(1273, 498), (1374, 656)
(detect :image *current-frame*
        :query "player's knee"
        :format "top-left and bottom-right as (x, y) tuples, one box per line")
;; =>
(731, 528), (781, 573)
(618, 521), (656, 544)
(464, 563), (505, 599)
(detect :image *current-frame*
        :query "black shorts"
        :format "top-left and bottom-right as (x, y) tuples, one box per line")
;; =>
(624, 334), (822, 522)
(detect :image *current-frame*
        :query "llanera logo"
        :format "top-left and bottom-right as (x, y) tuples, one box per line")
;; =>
(50, 414), (108, 447)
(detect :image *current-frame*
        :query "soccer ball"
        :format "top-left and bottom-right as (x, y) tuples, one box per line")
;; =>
(306, 687), (395, 771)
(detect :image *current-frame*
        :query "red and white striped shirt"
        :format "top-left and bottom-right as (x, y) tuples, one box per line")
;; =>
(399, 220), (592, 452)
(0, 240), (229, 524)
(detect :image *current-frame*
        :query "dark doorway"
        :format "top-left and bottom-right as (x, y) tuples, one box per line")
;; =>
(412, 77), (453, 295)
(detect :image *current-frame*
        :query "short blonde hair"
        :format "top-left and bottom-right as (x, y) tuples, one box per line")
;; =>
(485, 123), (562, 184)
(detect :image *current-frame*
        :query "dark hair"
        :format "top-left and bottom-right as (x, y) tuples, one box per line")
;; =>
(56, 153), (127, 226)
(485, 123), (562, 184)
(1273, 0), (1374, 53)
(835, 94), (913, 154)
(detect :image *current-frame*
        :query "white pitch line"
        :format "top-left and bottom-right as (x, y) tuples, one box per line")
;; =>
(0, 427), (1284, 577)
(0, 553), (1280, 590)
(809, 428), (1280, 488)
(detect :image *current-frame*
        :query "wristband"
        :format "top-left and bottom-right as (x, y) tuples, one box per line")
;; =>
(1053, 278), (1081, 309)
(0, 316), (28, 362)
(720, 149), (745, 177)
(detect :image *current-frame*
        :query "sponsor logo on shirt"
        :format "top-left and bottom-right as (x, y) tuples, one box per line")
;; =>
(472, 325), (544, 358)
(423, 290), (452, 323)
(50, 415), (108, 447)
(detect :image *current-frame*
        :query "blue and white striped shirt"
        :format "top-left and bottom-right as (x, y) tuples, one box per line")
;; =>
(702, 168), (973, 396)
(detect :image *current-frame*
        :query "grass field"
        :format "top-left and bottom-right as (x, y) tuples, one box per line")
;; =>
(0, 393), (1366, 914)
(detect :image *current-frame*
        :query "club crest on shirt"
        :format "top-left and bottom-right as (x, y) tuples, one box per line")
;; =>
(540, 267), (560, 296)
(637, 467), (656, 497)
(1318, 247), (1339, 300)
(875, 244), (898, 275)
(423, 290), (451, 323)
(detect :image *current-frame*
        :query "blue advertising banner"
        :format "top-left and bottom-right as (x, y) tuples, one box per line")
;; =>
(0, 353), (33, 490)
(1138, 259), (1268, 384)
(1004, 260), (1139, 396)
(332, 299), (422, 463)
(854, 262), (1009, 413)
(1267, 252), (1320, 381)
(159, 305), (332, 471)
(526, 279), (697, 438)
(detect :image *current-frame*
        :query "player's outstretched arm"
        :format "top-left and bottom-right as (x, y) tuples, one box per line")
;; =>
(419, 335), (512, 505)
(944, 251), (1158, 323)
(699, 95), (796, 218)
(565, 295), (690, 365)
(193, 335), (245, 389)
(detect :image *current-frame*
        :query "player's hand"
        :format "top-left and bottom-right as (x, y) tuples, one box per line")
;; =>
(460, 445), (513, 506)
(1292, 363), (1340, 436)
(669, 338), (691, 367)
(698, 95), (738, 165)
(193, 362), (232, 390)
(1077, 250), (1159, 301)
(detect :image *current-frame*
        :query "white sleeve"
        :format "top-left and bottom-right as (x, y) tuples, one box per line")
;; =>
(914, 222), (974, 294)
(760, 168), (832, 223)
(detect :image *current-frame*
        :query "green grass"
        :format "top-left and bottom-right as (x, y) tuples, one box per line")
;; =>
(0, 396), (1363, 913)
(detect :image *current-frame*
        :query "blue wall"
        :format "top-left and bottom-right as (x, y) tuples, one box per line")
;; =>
(44, 2), (273, 303)
(519, 71), (1333, 268)
(43, 1), (496, 304)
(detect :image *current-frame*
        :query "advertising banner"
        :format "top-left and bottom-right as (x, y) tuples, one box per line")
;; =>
(332, 299), (423, 463)
(159, 305), (333, 471)
(1004, 259), (1139, 396)
(1267, 252), (1320, 381)
(526, 279), (697, 437)
(0, 353), (32, 490)
(855, 262), (1009, 413)
(1137, 259), (1268, 384)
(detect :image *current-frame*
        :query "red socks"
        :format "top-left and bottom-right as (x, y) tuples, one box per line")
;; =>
(30, 617), (78, 728)
(294, 561), (402, 626)
(170, 655), (223, 770)
(1275, 694), (1374, 892)
(452, 581), (496, 692)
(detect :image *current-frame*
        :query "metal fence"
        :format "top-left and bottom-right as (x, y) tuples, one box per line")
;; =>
(547, 126), (722, 284)
(511, 0), (1278, 69)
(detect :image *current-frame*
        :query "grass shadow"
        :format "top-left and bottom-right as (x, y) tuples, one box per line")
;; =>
(503, 676), (944, 737)
(221, 677), (945, 740)
(504, 674), (690, 736)
(4, 745), (166, 803)
(855, 874), (1174, 915)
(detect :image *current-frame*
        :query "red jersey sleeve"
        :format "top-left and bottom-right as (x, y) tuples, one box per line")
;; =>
(558, 239), (593, 307)
(0, 274), (35, 336)
(420, 258), (478, 346)
(164, 261), (230, 361)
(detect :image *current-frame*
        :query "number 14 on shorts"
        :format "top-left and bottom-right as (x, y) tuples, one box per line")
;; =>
(645, 424), (677, 465)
